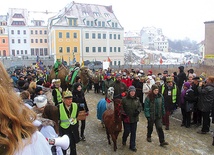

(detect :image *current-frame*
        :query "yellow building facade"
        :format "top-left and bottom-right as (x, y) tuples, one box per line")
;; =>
(51, 29), (81, 65)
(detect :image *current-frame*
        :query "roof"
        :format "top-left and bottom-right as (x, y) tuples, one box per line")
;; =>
(204, 20), (214, 24)
(49, 1), (123, 29)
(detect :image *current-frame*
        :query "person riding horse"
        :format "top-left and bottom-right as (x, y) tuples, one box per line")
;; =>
(53, 59), (62, 78)
(66, 62), (80, 90)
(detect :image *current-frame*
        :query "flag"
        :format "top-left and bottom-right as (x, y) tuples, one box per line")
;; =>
(107, 57), (111, 62)
(160, 56), (163, 64)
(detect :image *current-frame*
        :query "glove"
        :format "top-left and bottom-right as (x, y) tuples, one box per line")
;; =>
(133, 110), (140, 117)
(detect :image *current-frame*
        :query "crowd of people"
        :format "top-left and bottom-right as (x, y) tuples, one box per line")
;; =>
(1, 60), (214, 154)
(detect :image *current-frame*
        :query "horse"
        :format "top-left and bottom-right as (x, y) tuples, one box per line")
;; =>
(49, 64), (68, 91)
(97, 87), (115, 128)
(102, 98), (122, 151)
(49, 65), (93, 92)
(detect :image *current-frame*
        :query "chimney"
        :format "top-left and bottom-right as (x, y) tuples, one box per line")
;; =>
(106, 5), (113, 13)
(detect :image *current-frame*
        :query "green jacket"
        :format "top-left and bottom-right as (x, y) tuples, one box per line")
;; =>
(122, 96), (142, 123)
(144, 93), (165, 120)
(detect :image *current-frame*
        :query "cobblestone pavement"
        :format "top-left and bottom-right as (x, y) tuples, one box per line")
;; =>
(75, 91), (214, 155)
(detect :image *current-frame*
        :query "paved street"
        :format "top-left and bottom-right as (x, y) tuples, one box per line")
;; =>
(75, 91), (214, 155)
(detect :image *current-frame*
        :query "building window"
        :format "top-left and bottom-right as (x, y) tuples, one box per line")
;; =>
(114, 47), (116, 52)
(87, 21), (90, 26)
(40, 30), (42, 34)
(31, 39), (34, 43)
(109, 34), (112, 39)
(25, 50), (27, 54)
(114, 61), (117, 65)
(112, 23), (114, 28)
(92, 47), (96, 52)
(103, 47), (106, 52)
(18, 39), (21, 43)
(115, 23), (118, 28)
(110, 47), (112, 52)
(118, 47), (121, 52)
(98, 33), (101, 39)
(91, 21), (94, 26)
(21, 50), (23, 54)
(74, 47), (77, 53)
(67, 47), (70, 53)
(68, 18), (77, 26)
(98, 21), (101, 27)
(35, 30), (38, 34)
(98, 47), (101, 52)
(40, 48), (43, 56)
(23, 30), (26, 34)
(12, 50), (15, 56)
(35, 48), (39, 55)
(40, 39), (43, 43)
(85, 33), (89, 39)
(102, 21), (105, 27)
(2, 39), (5, 43)
(31, 30), (33, 34)
(44, 30), (47, 34)
(59, 32), (62, 38)
(92, 33), (96, 39)
(24, 39), (27, 43)
(35, 39), (38, 43)
(44, 48), (48, 55)
(86, 47), (89, 52)
(118, 34), (121, 40)
(17, 50), (19, 55)
(73, 33), (77, 39)
(66, 32), (70, 38)
(11, 30), (14, 34)
(17, 30), (20, 34)
(44, 39), (47, 43)
(103, 34), (106, 39)
(12, 39), (15, 43)
(114, 34), (116, 39)
(59, 47), (63, 53)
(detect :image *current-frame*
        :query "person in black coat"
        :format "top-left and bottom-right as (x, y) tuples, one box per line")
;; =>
(197, 76), (214, 134)
(72, 83), (89, 141)
(177, 66), (187, 91)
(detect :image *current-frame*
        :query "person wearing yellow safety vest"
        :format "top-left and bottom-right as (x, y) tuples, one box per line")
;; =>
(52, 79), (63, 106)
(57, 89), (79, 155)
(160, 77), (180, 130)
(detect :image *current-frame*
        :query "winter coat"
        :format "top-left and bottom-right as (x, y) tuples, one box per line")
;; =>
(43, 87), (54, 105)
(144, 93), (165, 120)
(197, 83), (214, 112)
(122, 95), (142, 123)
(183, 88), (197, 109)
(72, 88), (89, 112)
(177, 66), (187, 90)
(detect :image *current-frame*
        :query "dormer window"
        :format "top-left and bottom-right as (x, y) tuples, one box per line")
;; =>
(68, 18), (77, 26)
(12, 13), (24, 18)
(93, 12), (100, 17)
(83, 11), (89, 16)
(11, 21), (25, 26)
(104, 13), (110, 18)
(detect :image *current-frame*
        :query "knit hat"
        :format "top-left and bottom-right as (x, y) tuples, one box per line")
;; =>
(183, 82), (190, 89)
(128, 86), (136, 92)
(163, 70), (168, 74)
(148, 70), (152, 75)
(115, 73), (121, 78)
(34, 95), (47, 108)
(151, 84), (159, 91)
(166, 77), (173, 82)
(155, 77), (161, 83)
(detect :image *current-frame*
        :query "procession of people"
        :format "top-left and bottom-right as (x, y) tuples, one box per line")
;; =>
(1, 60), (214, 154)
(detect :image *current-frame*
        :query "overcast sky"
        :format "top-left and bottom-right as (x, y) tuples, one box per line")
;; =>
(1, 0), (214, 42)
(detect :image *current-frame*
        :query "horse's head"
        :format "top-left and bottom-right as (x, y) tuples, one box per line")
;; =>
(107, 87), (114, 100)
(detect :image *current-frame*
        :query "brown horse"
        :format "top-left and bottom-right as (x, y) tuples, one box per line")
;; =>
(102, 98), (122, 151)
(49, 65), (68, 91)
